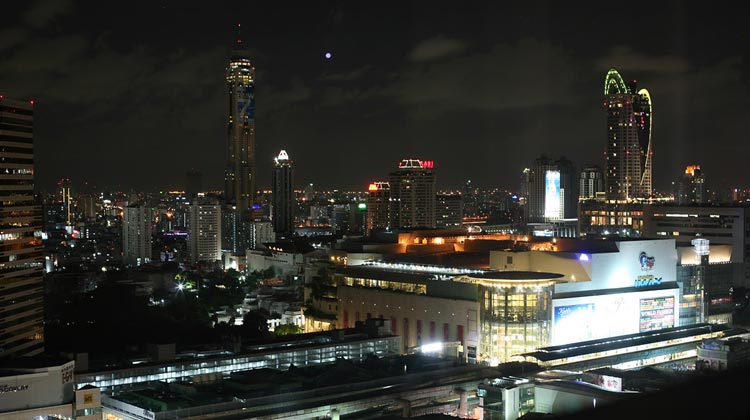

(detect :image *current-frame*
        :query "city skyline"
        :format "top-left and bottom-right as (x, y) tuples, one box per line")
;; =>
(1, 2), (748, 194)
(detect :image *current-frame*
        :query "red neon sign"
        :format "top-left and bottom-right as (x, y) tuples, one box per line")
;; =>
(419, 160), (434, 169)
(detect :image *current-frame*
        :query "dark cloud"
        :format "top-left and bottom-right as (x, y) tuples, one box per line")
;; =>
(24, 0), (72, 28)
(408, 35), (468, 62)
(597, 46), (690, 74)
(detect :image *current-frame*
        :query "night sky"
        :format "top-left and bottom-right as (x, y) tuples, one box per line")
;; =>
(2, 1), (749, 194)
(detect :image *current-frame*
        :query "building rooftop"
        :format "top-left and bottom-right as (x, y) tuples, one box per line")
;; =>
(521, 324), (741, 362)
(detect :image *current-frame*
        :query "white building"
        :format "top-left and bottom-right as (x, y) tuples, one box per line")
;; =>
(189, 200), (222, 264)
(122, 205), (152, 266)
(491, 238), (680, 346)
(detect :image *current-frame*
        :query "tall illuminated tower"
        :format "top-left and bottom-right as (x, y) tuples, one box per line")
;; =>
(0, 97), (44, 358)
(272, 150), (295, 238)
(225, 24), (256, 212)
(603, 68), (653, 200)
(389, 159), (436, 229)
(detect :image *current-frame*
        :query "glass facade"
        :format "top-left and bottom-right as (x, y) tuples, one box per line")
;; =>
(479, 285), (552, 364)
(0, 97), (44, 358)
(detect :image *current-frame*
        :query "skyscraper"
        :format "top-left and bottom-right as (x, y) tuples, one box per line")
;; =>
(603, 68), (653, 200)
(389, 159), (436, 229)
(188, 199), (222, 264)
(272, 150), (294, 237)
(58, 178), (73, 226)
(122, 204), (152, 266)
(525, 155), (577, 223)
(678, 165), (707, 204)
(579, 165), (605, 200)
(0, 97), (44, 358)
(225, 24), (256, 212)
(366, 181), (390, 234)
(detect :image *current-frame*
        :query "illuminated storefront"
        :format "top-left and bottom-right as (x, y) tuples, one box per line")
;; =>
(456, 272), (564, 365)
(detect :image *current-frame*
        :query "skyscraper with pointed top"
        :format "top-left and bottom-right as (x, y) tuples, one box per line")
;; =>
(603, 68), (653, 200)
(225, 24), (256, 212)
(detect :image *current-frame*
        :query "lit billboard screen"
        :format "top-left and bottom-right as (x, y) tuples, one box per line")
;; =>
(639, 296), (675, 332)
(552, 287), (680, 345)
(544, 170), (561, 219)
(554, 303), (596, 344)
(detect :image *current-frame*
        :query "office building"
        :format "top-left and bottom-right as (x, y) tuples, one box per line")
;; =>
(221, 205), (246, 253)
(437, 194), (463, 228)
(58, 178), (73, 226)
(247, 220), (275, 250)
(271, 150), (294, 237)
(525, 155), (577, 223)
(604, 68), (653, 199)
(644, 204), (750, 288)
(0, 97), (44, 358)
(389, 159), (436, 229)
(122, 204), (152, 266)
(188, 199), (222, 263)
(224, 25), (256, 211)
(580, 165), (605, 200)
(366, 181), (390, 234)
(678, 165), (707, 205)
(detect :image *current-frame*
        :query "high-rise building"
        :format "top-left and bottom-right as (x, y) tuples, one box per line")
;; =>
(248, 220), (275, 250)
(221, 205), (247, 253)
(0, 97), (44, 358)
(436, 194), (463, 228)
(388, 159), (436, 229)
(272, 150), (294, 237)
(225, 25), (256, 212)
(58, 178), (72, 226)
(678, 165), (707, 205)
(122, 204), (152, 266)
(603, 68), (653, 199)
(188, 199), (222, 263)
(579, 165), (605, 200)
(525, 155), (577, 223)
(366, 181), (390, 234)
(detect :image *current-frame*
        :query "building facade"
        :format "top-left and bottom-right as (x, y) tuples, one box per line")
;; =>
(225, 26), (256, 212)
(579, 165), (605, 200)
(366, 181), (390, 234)
(678, 165), (706, 205)
(122, 205), (152, 266)
(525, 155), (576, 223)
(271, 150), (294, 238)
(603, 68), (653, 199)
(188, 199), (222, 264)
(437, 194), (463, 228)
(0, 97), (44, 358)
(389, 159), (436, 229)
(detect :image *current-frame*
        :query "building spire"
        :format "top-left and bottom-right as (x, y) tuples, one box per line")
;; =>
(236, 23), (242, 45)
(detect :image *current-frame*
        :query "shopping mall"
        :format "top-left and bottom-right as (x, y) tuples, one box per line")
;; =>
(326, 237), (690, 364)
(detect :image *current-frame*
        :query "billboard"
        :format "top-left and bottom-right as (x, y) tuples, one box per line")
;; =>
(544, 170), (561, 219)
(552, 287), (680, 345)
(553, 303), (596, 344)
(639, 296), (675, 332)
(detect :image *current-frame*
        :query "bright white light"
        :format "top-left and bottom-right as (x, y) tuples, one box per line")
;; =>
(177, 283), (184, 291)
(421, 342), (443, 353)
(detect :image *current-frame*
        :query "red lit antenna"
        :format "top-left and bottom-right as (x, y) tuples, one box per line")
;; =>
(236, 23), (242, 45)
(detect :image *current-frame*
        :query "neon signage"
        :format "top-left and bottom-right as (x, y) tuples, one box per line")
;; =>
(634, 275), (663, 288)
(398, 159), (435, 169)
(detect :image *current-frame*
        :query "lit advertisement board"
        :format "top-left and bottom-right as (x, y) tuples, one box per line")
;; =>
(553, 303), (596, 344)
(544, 170), (561, 219)
(639, 296), (675, 332)
(551, 287), (680, 345)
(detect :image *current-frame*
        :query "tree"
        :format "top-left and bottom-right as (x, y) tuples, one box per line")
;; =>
(275, 324), (303, 336)
(242, 310), (269, 338)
